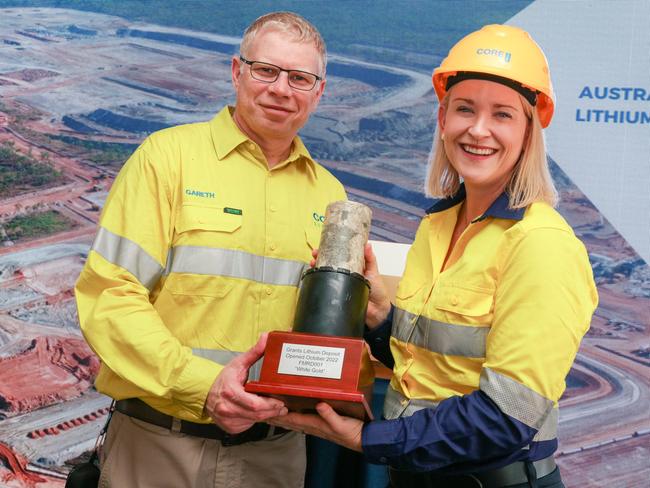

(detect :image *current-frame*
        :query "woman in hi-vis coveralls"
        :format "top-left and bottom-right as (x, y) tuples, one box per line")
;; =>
(270, 25), (598, 488)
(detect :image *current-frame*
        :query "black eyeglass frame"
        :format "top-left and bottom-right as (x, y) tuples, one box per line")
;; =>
(239, 56), (322, 91)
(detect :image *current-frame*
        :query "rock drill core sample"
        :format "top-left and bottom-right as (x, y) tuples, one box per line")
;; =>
(293, 200), (372, 337)
(315, 200), (372, 274)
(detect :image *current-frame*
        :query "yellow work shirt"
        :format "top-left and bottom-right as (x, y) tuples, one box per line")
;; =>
(386, 188), (598, 440)
(363, 189), (598, 471)
(75, 107), (346, 422)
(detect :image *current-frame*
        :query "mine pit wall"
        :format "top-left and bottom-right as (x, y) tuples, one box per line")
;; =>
(0, 336), (98, 417)
(20, 254), (85, 294)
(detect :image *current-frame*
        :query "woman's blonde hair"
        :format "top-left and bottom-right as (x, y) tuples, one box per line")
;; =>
(425, 91), (558, 208)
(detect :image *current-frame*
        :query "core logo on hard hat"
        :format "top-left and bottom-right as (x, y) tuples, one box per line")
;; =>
(476, 48), (511, 63)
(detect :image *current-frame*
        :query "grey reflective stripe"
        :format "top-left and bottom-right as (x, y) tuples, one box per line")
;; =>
(532, 407), (558, 441)
(192, 348), (239, 365)
(92, 227), (163, 291)
(248, 358), (263, 382)
(164, 247), (173, 276)
(391, 307), (413, 342)
(192, 348), (263, 381)
(480, 367), (553, 430)
(167, 246), (306, 287)
(383, 385), (439, 420)
(383, 371), (557, 440)
(392, 307), (488, 358)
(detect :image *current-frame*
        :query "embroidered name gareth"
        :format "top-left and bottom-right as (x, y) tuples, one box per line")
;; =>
(185, 189), (215, 198)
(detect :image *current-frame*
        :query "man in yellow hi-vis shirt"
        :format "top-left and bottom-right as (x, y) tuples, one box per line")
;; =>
(75, 12), (346, 488)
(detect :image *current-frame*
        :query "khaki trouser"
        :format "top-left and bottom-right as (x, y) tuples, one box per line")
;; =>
(99, 411), (306, 488)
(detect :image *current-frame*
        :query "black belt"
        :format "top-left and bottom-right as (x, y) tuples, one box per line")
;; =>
(115, 398), (289, 446)
(389, 456), (557, 488)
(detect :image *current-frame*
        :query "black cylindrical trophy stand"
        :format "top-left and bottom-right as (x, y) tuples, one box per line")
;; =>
(293, 267), (370, 338)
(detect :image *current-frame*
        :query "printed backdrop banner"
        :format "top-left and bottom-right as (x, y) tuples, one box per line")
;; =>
(0, 1), (647, 487)
(513, 0), (650, 264)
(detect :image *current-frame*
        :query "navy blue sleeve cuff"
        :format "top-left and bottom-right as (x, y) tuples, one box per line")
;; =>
(360, 390), (540, 473)
(362, 415), (405, 466)
(364, 305), (394, 369)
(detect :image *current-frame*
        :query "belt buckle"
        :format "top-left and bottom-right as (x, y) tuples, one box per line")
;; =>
(221, 423), (269, 446)
(221, 432), (239, 447)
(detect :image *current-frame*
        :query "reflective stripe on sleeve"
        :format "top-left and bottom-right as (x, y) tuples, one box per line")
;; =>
(92, 226), (163, 291)
(167, 246), (307, 287)
(93, 230), (308, 291)
(393, 307), (488, 358)
(192, 348), (239, 365)
(480, 367), (553, 430)
(384, 381), (557, 440)
(383, 384), (439, 420)
(532, 406), (558, 441)
(192, 348), (263, 381)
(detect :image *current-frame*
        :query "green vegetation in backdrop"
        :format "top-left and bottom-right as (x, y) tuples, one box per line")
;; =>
(0, 142), (66, 197)
(3, 209), (77, 241)
(48, 135), (138, 167)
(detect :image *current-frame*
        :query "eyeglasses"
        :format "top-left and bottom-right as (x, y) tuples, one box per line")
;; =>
(239, 56), (322, 91)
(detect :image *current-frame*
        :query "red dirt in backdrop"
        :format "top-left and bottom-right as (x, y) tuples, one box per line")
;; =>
(0, 336), (99, 416)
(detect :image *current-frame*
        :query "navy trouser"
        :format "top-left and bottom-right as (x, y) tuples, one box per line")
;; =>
(389, 465), (564, 488)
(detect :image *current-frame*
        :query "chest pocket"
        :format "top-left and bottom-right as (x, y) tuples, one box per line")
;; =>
(432, 285), (494, 320)
(395, 279), (425, 301)
(175, 204), (242, 235)
(166, 204), (243, 297)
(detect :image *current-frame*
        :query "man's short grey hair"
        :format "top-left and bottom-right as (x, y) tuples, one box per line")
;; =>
(240, 11), (327, 77)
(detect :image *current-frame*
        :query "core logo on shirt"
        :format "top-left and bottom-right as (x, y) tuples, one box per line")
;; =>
(312, 212), (325, 228)
(185, 189), (215, 199)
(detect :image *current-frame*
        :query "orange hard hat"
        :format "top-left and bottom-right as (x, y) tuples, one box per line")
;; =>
(432, 24), (555, 127)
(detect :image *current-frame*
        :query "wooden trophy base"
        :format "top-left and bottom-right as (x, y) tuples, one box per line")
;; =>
(245, 331), (374, 420)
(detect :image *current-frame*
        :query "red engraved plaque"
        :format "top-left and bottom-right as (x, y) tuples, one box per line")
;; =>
(245, 331), (374, 420)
